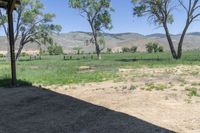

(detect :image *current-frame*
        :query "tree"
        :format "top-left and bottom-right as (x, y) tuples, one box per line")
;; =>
(68, 0), (113, 59)
(146, 42), (162, 53)
(122, 47), (130, 53)
(130, 46), (138, 53)
(146, 43), (154, 53)
(107, 48), (112, 53)
(158, 46), (164, 52)
(54, 45), (64, 55)
(0, 0), (61, 59)
(132, 0), (200, 59)
(152, 43), (158, 53)
(73, 47), (82, 55)
(47, 45), (55, 55)
(47, 44), (64, 55)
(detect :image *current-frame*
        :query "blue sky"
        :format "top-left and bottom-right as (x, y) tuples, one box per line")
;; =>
(41, 0), (200, 35)
(1, 0), (200, 35)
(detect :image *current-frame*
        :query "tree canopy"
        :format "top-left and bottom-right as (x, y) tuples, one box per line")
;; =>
(132, 0), (200, 59)
(68, 0), (113, 59)
(0, 0), (62, 59)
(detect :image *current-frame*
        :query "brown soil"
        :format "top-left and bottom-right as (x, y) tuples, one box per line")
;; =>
(1, 65), (200, 133)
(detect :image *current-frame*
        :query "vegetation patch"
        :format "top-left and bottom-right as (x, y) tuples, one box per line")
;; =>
(185, 87), (200, 98)
(130, 85), (137, 91)
(1, 51), (200, 85)
(145, 82), (168, 91)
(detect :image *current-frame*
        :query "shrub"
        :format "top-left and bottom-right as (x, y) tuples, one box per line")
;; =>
(0, 54), (4, 58)
(146, 43), (154, 53)
(130, 85), (136, 90)
(145, 82), (167, 91)
(146, 42), (164, 53)
(81, 51), (85, 54)
(21, 52), (29, 57)
(130, 46), (137, 53)
(158, 46), (164, 52)
(107, 48), (112, 53)
(48, 45), (54, 55)
(185, 87), (199, 98)
(73, 47), (82, 55)
(122, 47), (130, 53)
(47, 45), (63, 55)
(39, 48), (46, 55)
(152, 43), (158, 52)
(54, 46), (63, 55)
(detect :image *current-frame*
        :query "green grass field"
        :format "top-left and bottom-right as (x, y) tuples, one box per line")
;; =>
(1, 50), (200, 86)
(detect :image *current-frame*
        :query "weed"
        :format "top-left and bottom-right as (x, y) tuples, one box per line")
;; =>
(191, 82), (200, 86)
(122, 86), (127, 90)
(145, 82), (167, 91)
(177, 78), (187, 84)
(190, 71), (199, 76)
(130, 85), (136, 90)
(145, 82), (155, 91)
(155, 84), (168, 91)
(185, 87), (200, 98)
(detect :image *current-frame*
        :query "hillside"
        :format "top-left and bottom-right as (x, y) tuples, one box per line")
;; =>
(1, 32), (200, 54)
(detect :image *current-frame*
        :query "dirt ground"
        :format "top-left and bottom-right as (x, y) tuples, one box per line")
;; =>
(1, 65), (200, 133)
(45, 65), (200, 133)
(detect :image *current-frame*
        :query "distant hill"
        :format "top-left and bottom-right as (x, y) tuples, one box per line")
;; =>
(145, 33), (166, 38)
(1, 32), (200, 54)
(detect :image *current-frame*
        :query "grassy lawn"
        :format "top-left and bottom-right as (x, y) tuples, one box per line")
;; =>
(1, 50), (200, 85)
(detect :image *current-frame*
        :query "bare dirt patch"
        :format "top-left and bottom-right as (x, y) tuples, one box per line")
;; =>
(44, 65), (200, 133)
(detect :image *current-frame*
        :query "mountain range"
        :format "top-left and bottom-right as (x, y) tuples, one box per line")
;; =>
(1, 31), (200, 54)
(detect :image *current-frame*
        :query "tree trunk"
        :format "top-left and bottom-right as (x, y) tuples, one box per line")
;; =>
(6, 37), (11, 60)
(95, 41), (101, 60)
(93, 30), (101, 60)
(16, 43), (24, 60)
(89, 21), (102, 60)
(163, 23), (178, 59)
(177, 23), (190, 59)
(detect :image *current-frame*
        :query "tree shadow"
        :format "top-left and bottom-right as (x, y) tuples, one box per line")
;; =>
(184, 58), (200, 62)
(116, 58), (167, 62)
(0, 85), (175, 133)
(0, 79), (32, 87)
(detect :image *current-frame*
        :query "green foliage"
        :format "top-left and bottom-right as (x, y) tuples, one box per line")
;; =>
(1, 51), (200, 85)
(68, 0), (113, 57)
(130, 46), (138, 53)
(131, 0), (200, 60)
(122, 47), (130, 53)
(81, 51), (85, 54)
(130, 85), (136, 90)
(146, 43), (154, 53)
(0, 0), (62, 58)
(48, 45), (63, 55)
(145, 82), (167, 91)
(21, 52), (29, 57)
(122, 46), (137, 53)
(0, 54), (4, 58)
(158, 46), (164, 53)
(107, 48), (112, 53)
(73, 47), (82, 55)
(185, 87), (200, 98)
(68, 0), (113, 30)
(132, 0), (174, 25)
(146, 42), (164, 53)
(54, 46), (64, 55)
(39, 48), (46, 55)
(98, 34), (106, 50)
